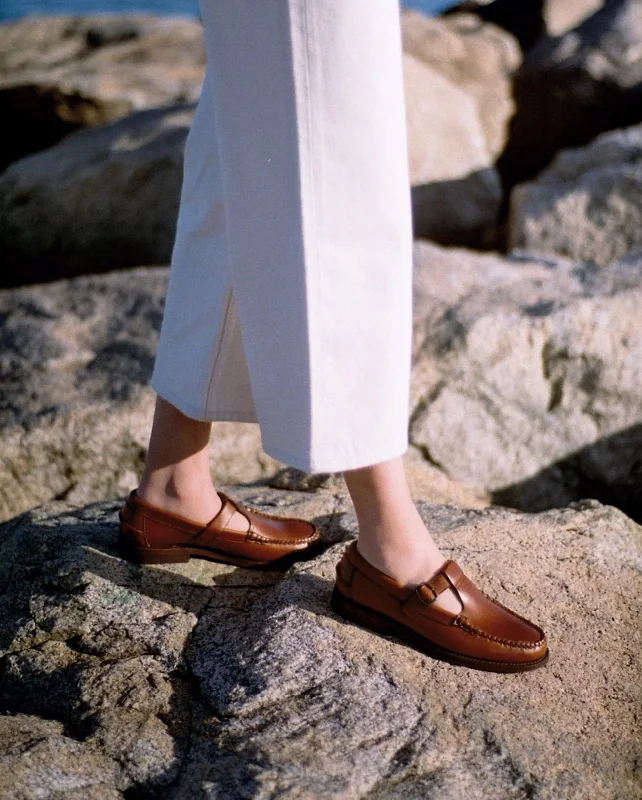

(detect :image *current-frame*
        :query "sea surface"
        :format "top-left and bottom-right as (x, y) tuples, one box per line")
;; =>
(1, 0), (458, 23)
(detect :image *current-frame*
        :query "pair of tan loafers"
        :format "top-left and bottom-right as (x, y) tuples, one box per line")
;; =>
(118, 489), (548, 673)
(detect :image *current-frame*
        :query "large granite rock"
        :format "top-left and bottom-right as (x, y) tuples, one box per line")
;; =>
(401, 10), (520, 246)
(2, 240), (640, 523)
(508, 124), (642, 266)
(0, 14), (205, 172)
(0, 10), (521, 283)
(0, 491), (640, 798)
(499, 0), (642, 189)
(0, 268), (279, 522)
(0, 104), (193, 286)
(0, 264), (486, 524)
(410, 241), (642, 520)
(402, 11), (521, 162)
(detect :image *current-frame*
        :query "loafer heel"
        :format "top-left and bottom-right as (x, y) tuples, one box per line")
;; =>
(331, 587), (398, 637)
(118, 543), (190, 565)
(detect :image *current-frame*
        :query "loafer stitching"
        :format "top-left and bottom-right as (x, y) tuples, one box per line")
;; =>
(456, 615), (545, 649)
(247, 530), (320, 545)
(126, 498), (317, 540)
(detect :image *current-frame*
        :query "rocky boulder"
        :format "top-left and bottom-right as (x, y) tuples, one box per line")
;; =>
(0, 267), (279, 522)
(0, 264), (486, 524)
(401, 10), (521, 246)
(0, 14), (205, 172)
(0, 10), (522, 283)
(0, 491), (640, 798)
(0, 104), (193, 285)
(544, 0), (605, 35)
(410, 241), (642, 520)
(499, 0), (642, 189)
(446, 0), (604, 49)
(508, 123), (642, 266)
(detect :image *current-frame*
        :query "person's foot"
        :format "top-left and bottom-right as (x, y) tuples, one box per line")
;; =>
(354, 500), (445, 587)
(332, 541), (549, 673)
(137, 474), (223, 523)
(343, 456), (445, 584)
(118, 488), (322, 567)
(353, 502), (463, 616)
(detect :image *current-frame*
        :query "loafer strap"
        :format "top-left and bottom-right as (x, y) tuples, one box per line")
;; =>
(401, 561), (463, 623)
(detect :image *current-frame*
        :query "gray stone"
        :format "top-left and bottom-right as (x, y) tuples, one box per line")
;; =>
(0, 104), (194, 286)
(1, 491), (640, 798)
(0, 265), (487, 524)
(500, 0), (642, 188)
(269, 448), (489, 510)
(402, 10), (521, 160)
(0, 715), (124, 800)
(0, 268), (282, 523)
(410, 240), (642, 519)
(0, 14), (205, 171)
(509, 123), (642, 266)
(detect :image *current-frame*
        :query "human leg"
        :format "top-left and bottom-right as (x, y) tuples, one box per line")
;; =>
(136, 396), (221, 523)
(151, 0), (413, 473)
(344, 456), (444, 583)
(122, 0), (547, 670)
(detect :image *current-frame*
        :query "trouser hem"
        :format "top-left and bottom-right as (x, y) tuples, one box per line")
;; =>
(262, 439), (410, 475)
(151, 379), (258, 424)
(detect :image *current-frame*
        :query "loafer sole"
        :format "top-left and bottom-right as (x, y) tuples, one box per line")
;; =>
(118, 533), (324, 570)
(331, 587), (549, 673)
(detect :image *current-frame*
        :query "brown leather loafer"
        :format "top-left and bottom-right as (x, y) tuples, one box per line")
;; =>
(118, 489), (322, 567)
(332, 542), (548, 673)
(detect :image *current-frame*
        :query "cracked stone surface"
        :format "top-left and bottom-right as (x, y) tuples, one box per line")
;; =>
(509, 123), (642, 267)
(1, 488), (640, 798)
(0, 268), (281, 521)
(410, 241), (642, 519)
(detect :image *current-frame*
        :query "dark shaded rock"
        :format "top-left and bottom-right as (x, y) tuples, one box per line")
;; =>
(0, 104), (194, 286)
(445, 0), (605, 49)
(444, 0), (546, 51)
(0, 14), (205, 172)
(498, 0), (642, 190)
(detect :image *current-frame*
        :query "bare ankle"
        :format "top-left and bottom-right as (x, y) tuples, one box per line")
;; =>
(137, 467), (222, 524)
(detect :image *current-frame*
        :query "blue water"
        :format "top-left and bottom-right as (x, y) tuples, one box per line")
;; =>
(0, 0), (458, 23)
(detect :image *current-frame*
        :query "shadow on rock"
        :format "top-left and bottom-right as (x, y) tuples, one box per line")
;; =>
(411, 168), (501, 250)
(493, 423), (642, 523)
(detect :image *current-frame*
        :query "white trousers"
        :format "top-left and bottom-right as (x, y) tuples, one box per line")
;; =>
(151, 0), (414, 473)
